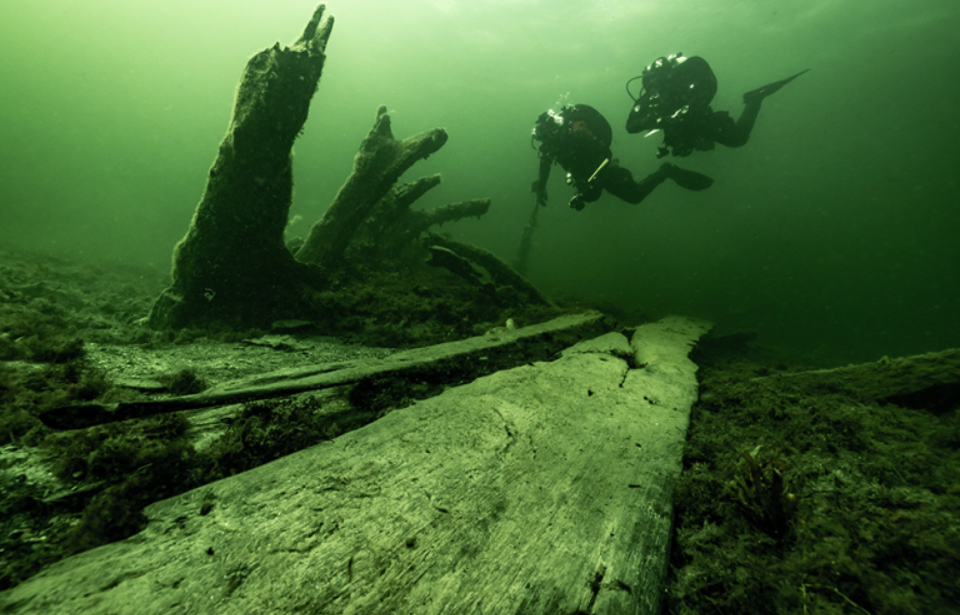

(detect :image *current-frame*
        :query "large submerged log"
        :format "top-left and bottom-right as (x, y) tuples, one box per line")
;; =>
(0, 316), (712, 615)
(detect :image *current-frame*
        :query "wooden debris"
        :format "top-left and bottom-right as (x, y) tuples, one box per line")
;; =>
(40, 311), (610, 430)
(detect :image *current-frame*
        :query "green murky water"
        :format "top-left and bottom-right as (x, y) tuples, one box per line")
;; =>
(1, 0), (958, 363)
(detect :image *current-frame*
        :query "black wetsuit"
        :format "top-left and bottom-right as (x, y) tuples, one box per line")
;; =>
(626, 99), (761, 158)
(534, 104), (667, 209)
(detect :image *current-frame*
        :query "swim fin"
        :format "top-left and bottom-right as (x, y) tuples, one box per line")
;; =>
(742, 68), (809, 104)
(661, 163), (714, 191)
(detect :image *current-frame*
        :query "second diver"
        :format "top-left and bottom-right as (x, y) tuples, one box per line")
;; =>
(532, 103), (713, 211)
(625, 54), (808, 158)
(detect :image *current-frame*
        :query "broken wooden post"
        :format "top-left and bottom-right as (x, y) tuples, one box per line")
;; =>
(148, 6), (333, 329)
(345, 175), (491, 263)
(295, 107), (496, 269)
(146, 5), (515, 335)
(295, 107), (447, 267)
(424, 232), (553, 307)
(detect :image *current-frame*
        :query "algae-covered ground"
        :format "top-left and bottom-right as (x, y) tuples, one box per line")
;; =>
(1, 246), (958, 614)
(668, 339), (960, 615)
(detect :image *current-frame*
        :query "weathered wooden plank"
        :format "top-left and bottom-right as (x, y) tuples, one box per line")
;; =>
(752, 347), (960, 402)
(2, 316), (710, 615)
(39, 311), (610, 430)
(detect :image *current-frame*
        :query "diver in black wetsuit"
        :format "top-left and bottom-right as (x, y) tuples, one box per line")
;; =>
(625, 54), (808, 158)
(531, 103), (712, 211)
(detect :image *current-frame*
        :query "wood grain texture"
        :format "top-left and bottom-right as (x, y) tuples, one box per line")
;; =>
(1, 318), (711, 615)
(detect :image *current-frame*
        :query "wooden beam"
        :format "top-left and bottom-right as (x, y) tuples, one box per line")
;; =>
(4, 316), (711, 614)
(40, 311), (610, 430)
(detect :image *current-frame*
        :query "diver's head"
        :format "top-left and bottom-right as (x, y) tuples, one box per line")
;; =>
(627, 54), (718, 132)
(643, 54), (716, 108)
(532, 106), (570, 148)
(641, 55), (682, 98)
